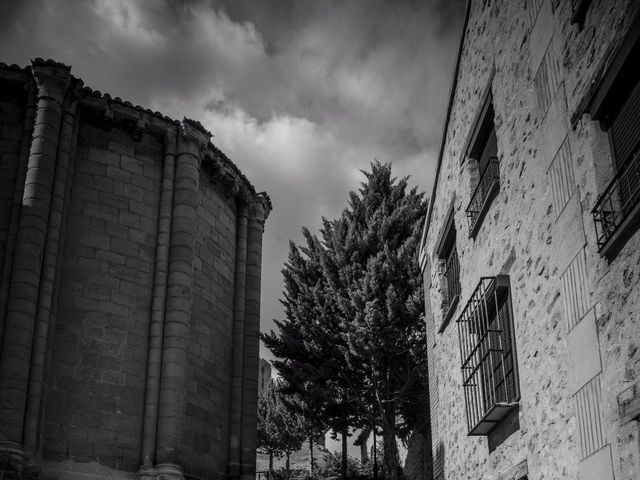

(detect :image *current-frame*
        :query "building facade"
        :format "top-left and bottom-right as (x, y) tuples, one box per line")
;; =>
(258, 358), (272, 393)
(0, 59), (270, 480)
(420, 1), (640, 479)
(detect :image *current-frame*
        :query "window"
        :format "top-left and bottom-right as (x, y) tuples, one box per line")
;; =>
(586, 14), (640, 259)
(464, 81), (500, 238)
(434, 206), (461, 333)
(457, 275), (520, 435)
(570, 0), (593, 28)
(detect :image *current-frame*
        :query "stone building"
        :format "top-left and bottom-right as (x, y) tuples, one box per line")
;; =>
(0, 59), (270, 480)
(258, 358), (272, 393)
(419, 1), (640, 479)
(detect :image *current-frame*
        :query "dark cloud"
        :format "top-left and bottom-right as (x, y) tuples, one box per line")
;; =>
(1, 0), (465, 360)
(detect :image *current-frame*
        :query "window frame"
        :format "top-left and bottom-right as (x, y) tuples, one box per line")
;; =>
(463, 70), (501, 238)
(570, 0), (593, 29)
(585, 13), (640, 260)
(434, 203), (461, 333)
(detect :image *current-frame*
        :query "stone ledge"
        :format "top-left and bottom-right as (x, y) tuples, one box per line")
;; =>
(618, 380), (640, 424)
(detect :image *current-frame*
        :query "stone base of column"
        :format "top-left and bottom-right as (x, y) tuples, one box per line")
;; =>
(238, 463), (256, 480)
(227, 461), (240, 479)
(0, 441), (24, 479)
(137, 462), (184, 480)
(0, 441), (41, 479)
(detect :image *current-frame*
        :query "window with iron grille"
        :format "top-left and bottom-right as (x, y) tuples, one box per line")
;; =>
(586, 14), (640, 259)
(434, 205), (460, 333)
(465, 94), (500, 238)
(457, 275), (520, 436)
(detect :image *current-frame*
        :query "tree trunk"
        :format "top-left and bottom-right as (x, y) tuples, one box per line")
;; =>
(269, 451), (274, 474)
(382, 403), (400, 480)
(286, 452), (291, 477)
(341, 425), (348, 480)
(360, 428), (370, 464)
(309, 436), (315, 473)
(373, 427), (378, 480)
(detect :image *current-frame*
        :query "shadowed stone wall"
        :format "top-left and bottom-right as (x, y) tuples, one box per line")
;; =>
(0, 59), (270, 480)
(420, 1), (640, 479)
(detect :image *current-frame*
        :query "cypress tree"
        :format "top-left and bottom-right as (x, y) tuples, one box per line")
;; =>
(263, 162), (428, 480)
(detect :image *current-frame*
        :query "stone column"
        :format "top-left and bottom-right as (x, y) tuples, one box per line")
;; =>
(0, 61), (70, 453)
(239, 196), (269, 480)
(23, 86), (80, 452)
(0, 80), (36, 349)
(154, 121), (208, 478)
(227, 203), (249, 478)
(140, 126), (178, 468)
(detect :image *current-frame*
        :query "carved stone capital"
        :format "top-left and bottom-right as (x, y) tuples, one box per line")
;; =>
(247, 193), (272, 225)
(31, 59), (72, 105)
(182, 117), (212, 145)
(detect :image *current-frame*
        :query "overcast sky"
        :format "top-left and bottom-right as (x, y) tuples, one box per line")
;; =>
(1, 0), (464, 362)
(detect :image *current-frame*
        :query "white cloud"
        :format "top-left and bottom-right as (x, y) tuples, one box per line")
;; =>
(0, 0), (465, 360)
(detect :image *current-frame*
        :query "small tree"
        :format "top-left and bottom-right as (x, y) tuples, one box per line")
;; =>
(257, 380), (285, 472)
(257, 379), (307, 478)
(281, 393), (328, 475)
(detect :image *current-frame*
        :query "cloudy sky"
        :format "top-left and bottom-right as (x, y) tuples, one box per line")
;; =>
(1, 0), (464, 361)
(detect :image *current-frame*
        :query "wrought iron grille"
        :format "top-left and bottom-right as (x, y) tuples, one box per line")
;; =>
(466, 157), (500, 237)
(457, 276), (519, 436)
(592, 149), (640, 251)
(444, 246), (461, 311)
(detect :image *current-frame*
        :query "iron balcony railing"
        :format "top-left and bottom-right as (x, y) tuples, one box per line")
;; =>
(456, 276), (519, 436)
(592, 149), (640, 252)
(466, 157), (500, 237)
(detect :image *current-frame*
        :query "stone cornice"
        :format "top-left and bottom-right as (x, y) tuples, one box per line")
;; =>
(75, 87), (264, 209)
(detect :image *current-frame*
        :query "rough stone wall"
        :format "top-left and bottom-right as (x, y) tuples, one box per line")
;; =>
(421, 1), (640, 479)
(0, 60), (271, 480)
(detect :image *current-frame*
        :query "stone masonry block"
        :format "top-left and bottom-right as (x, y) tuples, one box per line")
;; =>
(579, 445), (614, 480)
(567, 309), (602, 394)
(552, 191), (586, 273)
(88, 146), (120, 166)
(530, 0), (553, 74)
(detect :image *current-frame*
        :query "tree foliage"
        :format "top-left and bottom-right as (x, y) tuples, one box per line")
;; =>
(263, 162), (428, 480)
(257, 379), (307, 474)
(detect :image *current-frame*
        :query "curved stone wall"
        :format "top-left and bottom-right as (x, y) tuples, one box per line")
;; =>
(0, 59), (270, 480)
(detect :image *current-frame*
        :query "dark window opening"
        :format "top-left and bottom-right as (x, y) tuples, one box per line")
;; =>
(457, 275), (520, 436)
(465, 96), (500, 238)
(435, 207), (461, 333)
(570, 0), (593, 28)
(443, 241), (461, 315)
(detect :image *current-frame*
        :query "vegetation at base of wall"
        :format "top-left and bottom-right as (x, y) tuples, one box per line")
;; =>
(257, 378), (308, 474)
(268, 453), (377, 480)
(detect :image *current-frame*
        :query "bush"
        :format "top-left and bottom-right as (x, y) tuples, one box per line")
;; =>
(313, 452), (374, 480)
